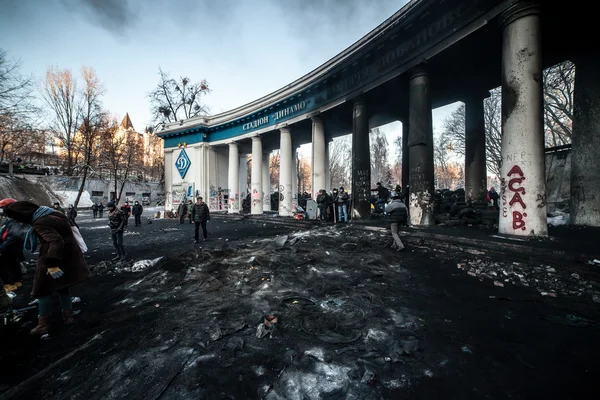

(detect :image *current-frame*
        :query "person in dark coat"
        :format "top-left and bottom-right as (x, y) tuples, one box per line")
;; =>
(92, 203), (99, 218)
(121, 202), (131, 226)
(487, 187), (499, 209)
(132, 201), (143, 227)
(385, 191), (408, 251)
(53, 202), (65, 214)
(98, 202), (105, 218)
(67, 204), (78, 228)
(316, 189), (329, 221)
(2, 201), (91, 335)
(178, 201), (188, 224)
(191, 197), (210, 243)
(107, 201), (126, 261)
(0, 198), (25, 293)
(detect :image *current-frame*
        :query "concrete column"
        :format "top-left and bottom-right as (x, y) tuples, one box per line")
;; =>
(292, 150), (299, 207)
(228, 143), (240, 213)
(498, 2), (547, 236)
(311, 115), (327, 198)
(279, 127), (293, 216)
(262, 152), (271, 211)
(351, 98), (371, 219)
(571, 54), (600, 226)
(164, 150), (174, 212)
(239, 155), (248, 204)
(251, 136), (263, 215)
(408, 65), (435, 226)
(464, 93), (488, 202)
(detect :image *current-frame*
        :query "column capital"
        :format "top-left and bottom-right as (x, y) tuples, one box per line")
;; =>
(251, 135), (261, 141)
(279, 126), (291, 134)
(353, 96), (366, 106)
(501, 1), (541, 28)
(409, 63), (428, 80)
(311, 113), (323, 123)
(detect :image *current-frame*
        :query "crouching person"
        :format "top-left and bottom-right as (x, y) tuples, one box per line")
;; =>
(385, 191), (408, 251)
(2, 201), (91, 335)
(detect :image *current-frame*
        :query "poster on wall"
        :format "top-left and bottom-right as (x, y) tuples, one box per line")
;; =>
(172, 183), (194, 206)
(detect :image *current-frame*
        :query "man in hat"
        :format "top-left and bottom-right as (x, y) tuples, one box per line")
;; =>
(132, 201), (143, 227)
(107, 201), (126, 261)
(191, 197), (210, 243)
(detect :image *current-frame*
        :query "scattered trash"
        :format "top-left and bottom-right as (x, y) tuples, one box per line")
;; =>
(71, 297), (81, 303)
(361, 370), (376, 385)
(493, 281), (504, 287)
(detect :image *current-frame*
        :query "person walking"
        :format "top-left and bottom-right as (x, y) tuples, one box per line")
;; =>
(98, 202), (104, 218)
(385, 191), (408, 251)
(191, 197), (210, 243)
(178, 201), (188, 225)
(2, 201), (91, 335)
(107, 201), (126, 261)
(121, 202), (131, 226)
(92, 203), (98, 218)
(132, 201), (143, 227)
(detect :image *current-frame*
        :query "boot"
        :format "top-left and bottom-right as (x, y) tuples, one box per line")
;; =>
(30, 316), (51, 335)
(63, 310), (74, 325)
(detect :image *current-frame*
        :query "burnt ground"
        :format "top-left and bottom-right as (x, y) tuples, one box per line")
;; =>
(1, 211), (599, 399)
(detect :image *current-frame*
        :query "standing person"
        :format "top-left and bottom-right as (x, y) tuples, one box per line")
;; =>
(191, 197), (210, 243)
(107, 201), (126, 261)
(120, 202), (131, 226)
(67, 204), (78, 228)
(316, 189), (329, 221)
(178, 200), (188, 225)
(336, 187), (349, 223)
(487, 187), (499, 209)
(98, 202), (104, 218)
(2, 201), (91, 335)
(52, 202), (65, 214)
(92, 203), (98, 218)
(0, 198), (25, 292)
(132, 201), (143, 227)
(188, 200), (193, 224)
(385, 191), (408, 251)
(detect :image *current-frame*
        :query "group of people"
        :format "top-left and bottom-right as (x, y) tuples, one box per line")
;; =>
(316, 187), (351, 222)
(0, 198), (91, 336)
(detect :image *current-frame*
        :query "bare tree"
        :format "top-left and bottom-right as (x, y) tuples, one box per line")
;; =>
(148, 68), (210, 126)
(100, 118), (144, 203)
(370, 127), (392, 187)
(42, 66), (80, 175)
(73, 67), (105, 208)
(0, 49), (40, 166)
(391, 134), (402, 186)
(270, 150), (280, 191)
(544, 61), (574, 147)
(329, 135), (351, 190)
(297, 153), (311, 194)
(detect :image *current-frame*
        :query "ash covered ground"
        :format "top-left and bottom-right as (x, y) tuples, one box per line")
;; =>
(1, 211), (599, 399)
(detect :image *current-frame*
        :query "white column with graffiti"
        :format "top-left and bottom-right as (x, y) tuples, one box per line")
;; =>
(279, 127), (293, 216)
(251, 136), (263, 215)
(499, 3), (547, 236)
(311, 115), (326, 198)
(228, 143), (240, 213)
(262, 152), (271, 211)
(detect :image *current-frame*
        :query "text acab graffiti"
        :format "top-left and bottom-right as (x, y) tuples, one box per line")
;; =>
(501, 165), (528, 231)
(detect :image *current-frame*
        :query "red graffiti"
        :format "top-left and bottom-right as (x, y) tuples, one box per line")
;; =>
(507, 166), (527, 231)
(509, 192), (526, 208)
(507, 165), (524, 177)
(512, 211), (528, 230)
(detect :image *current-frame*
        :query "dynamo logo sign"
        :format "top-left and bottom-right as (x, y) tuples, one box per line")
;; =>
(175, 149), (191, 178)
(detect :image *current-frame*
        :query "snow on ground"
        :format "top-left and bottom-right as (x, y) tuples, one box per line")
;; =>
(54, 190), (94, 208)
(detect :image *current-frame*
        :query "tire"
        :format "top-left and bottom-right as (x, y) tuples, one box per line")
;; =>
(458, 207), (475, 217)
(461, 214), (481, 224)
(435, 213), (451, 222)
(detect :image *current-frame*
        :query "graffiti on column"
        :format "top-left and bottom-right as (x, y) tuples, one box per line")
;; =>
(355, 169), (370, 200)
(251, 188), (261, 208)
(505, 165), (527, 231)
(209, 184), (218, 209)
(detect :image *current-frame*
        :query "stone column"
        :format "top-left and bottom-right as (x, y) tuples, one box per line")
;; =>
(251, 136), (263, 215)
(571, 54), (600, 226)
(292, 150), (299, 207)
(351, 98), (371, 219)
(464, 93), (488, 202)
(311, 115), (327, 197)
(408, 65), (435, 226)
(164, 150), (174, 212)
(262, 152), (271, 211)
(325, 140), (331, 192)
(239, 154), (248, 204)
(498, 2), (547, 236)
(279, 127), (293, 216)
(228, 143), (240, 213)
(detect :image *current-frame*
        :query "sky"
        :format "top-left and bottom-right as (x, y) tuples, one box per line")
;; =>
(1, 0), (459, 155)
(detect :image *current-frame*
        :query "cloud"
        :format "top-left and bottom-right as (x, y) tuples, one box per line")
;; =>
(61, 0), (134, 35)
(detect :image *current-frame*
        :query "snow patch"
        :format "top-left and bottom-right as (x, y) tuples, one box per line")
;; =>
(54, 190), (94, 207)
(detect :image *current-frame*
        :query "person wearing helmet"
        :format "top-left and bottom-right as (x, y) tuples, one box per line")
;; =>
(385, 191), (408, 251)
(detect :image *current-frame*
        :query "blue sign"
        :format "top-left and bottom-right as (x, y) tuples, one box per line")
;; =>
(175, 149), (191, 178)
